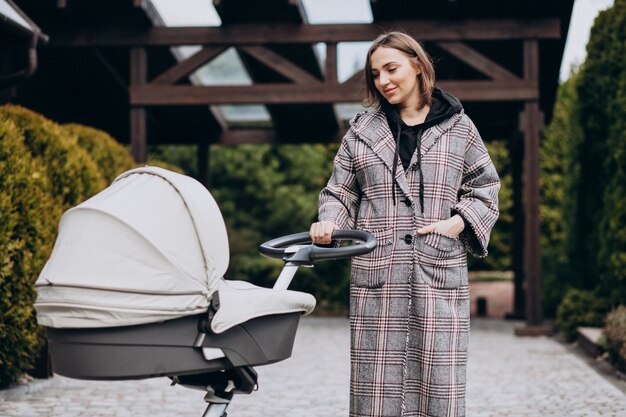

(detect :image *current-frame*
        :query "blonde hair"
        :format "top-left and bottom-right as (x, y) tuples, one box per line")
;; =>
(363, 31), (435, 110)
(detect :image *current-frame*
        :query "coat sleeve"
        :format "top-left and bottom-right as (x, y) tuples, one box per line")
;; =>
(318, 130), (361, 230)
(452, 117), (501, 258)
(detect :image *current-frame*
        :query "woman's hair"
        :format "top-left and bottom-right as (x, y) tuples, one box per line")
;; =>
(363, 31), (435, 109)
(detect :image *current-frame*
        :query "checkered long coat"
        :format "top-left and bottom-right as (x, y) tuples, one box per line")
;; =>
(318, 107), (500, 417)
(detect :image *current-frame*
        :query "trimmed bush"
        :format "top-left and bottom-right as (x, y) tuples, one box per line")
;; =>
(540, 73), (585, 317)
(555, 288), (608, 342)
(0, 119), (60, 388)
(64, 123), (135, 183)
(604, 305), (626, 372)
(576, 0), (626, 304)
(0, 105), (106, 208)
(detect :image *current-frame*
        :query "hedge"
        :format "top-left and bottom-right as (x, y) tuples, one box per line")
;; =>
(0, 105), (106, 208)
(604, 305), (626, 372)
(540, 73), (584, 317)
(0, 119), (60, 388)
(575, 0), (626, 305)
(555, 288), (607, 342)
(64, 123), (135, 183)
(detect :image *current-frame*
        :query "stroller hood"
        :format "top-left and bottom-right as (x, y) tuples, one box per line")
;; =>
(35, 166), (229, 328)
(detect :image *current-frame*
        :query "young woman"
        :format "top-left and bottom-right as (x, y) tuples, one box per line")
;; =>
(310, 32), (500, 417)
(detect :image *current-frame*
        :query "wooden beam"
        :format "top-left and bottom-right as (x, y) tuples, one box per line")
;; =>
(151, 46), (226, 85)
(130, 80), (537, 105)
(520, 101), (545, 328)
(524, 40), (540, 81)
(343, 69), (364, 87)
(130, 47), (147, 163)
(521, 39), (544, 329)
(218, 128), (346, 145)
(437, 42), (520, 82)
(219, 129), (277, 145)
(239, 46), (320, 84)
(49, 19), (561, 47)
(325, 42), (337, 85)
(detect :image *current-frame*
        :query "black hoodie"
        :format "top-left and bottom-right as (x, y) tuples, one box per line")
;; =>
(382, 86), (463, 212)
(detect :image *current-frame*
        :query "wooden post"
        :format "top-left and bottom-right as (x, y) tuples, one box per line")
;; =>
(325, 42), (337, 85)
(505, 130), (526, 320)
(130, 47), (147, 164)
(197, 139), (210, 189)
(515, 40), (551, 336)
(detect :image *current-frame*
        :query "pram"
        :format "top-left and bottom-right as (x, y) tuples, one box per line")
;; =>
(34, 167), (375, 417)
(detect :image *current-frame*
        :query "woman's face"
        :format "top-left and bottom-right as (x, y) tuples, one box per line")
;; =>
(370, 46), (422, 109)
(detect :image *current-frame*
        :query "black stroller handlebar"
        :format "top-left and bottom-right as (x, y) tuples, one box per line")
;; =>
(259, 230), (377, 264)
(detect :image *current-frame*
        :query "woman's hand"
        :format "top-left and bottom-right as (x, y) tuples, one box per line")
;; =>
(417, 214), (465, 238)
(310, 220), (339, 244)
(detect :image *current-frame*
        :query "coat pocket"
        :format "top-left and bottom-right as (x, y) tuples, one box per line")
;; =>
(417, 232), (468, 289)
(350, 228), (393, 288)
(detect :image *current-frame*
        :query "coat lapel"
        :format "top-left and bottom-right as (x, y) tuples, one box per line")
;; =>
(351, 110), (411, 199)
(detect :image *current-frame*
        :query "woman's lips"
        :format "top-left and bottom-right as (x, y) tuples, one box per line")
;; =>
(384, 87), (397, 95)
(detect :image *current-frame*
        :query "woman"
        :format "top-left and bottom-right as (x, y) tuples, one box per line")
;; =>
(310, 32), (500, 417)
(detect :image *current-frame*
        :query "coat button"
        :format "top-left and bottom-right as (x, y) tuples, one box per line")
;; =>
(404, 234), (413, 244)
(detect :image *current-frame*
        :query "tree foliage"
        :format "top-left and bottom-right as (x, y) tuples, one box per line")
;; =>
(540, 72), (584, 316)
(0, 118), (60, 388)
(575, 0), (626, 305)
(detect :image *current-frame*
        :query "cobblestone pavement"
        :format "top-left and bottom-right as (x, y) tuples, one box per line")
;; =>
(1, 317), (626, 417)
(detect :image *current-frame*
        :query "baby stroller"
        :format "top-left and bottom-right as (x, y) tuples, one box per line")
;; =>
(34, 167), (374, 417)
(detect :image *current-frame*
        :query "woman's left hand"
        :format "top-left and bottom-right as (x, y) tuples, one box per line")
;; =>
(417, 214), (465, 238)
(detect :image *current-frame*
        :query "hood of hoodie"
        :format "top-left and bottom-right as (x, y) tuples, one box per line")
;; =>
(349, 87), (464, 147)
(348, 87), (464, 211)
(382, 86), (463, 133)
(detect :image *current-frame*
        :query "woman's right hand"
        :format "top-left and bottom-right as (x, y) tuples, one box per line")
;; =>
(309, 220), (339, 244)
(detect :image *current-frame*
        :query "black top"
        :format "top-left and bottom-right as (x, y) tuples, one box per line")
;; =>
(381, 87), (463, 211)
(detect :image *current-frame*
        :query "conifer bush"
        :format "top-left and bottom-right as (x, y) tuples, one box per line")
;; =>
(64, 123), (135, 183)
(0, 119), (60, 388)
(0, 105), (106, 208)
(576, 0), (626, 305)
(555, 288), (607, 342)
(604, 306), (626, 372)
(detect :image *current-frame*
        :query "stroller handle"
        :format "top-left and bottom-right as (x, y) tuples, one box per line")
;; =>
(259, 230), (377, 264)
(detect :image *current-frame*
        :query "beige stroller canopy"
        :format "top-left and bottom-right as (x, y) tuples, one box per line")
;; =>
(35, 167), (315, 331)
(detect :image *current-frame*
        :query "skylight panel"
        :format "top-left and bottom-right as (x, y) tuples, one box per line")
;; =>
(301, 0), (373, 24)
(150, 0), (221, 27)
(0, 0), (33, 31)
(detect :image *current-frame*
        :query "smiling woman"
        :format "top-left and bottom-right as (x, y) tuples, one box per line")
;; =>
(310, 31), (500, 417)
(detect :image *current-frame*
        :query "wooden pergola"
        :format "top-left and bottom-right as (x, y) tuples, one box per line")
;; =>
(5, 0), (575, 333)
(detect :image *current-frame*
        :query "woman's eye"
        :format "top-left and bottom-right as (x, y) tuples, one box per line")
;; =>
(372, 73), (379, 78)
(388, 68), (397, 73)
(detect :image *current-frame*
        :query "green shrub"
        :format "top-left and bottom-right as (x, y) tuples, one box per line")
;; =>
(555, 288), (608, 342)
(0, 119), (60, 388)
(540, 73), (584, 317)
(0, 105), (106, 208)
(64, 123), (135, 183)
(604, 305), (626, 372)
(576, 0), (626, 303)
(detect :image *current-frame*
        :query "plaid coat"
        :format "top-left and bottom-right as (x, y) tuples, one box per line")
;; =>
(318, 107), (500, 417)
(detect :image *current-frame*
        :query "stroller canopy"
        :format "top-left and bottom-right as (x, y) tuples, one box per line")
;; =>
(35, 167), (230, 328)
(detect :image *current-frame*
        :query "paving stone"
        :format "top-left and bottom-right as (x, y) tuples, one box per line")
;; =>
(1, 317), (625, 416)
